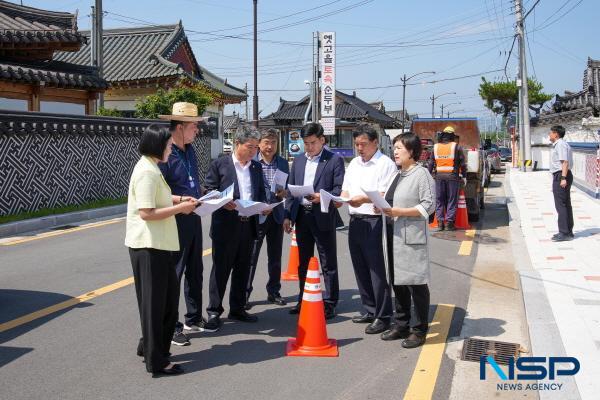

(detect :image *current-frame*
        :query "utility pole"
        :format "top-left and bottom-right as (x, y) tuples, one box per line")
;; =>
(400, 71), (434, 130)
(96, 0), (103, 108)
(252, 0), (259, 128)
(430, 92), (455, 118)
(244, 82), (249, 122)
(516, 0), (531, 171)
(312, 31), (319, 123)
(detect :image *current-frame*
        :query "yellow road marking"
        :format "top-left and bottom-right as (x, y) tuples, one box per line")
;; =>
(0, 217), (125, 246)
(458, 229), (476, 256)
(0, 277), (134, 333)
(0, 248), (213, 333)
(403, 304), (456, 400)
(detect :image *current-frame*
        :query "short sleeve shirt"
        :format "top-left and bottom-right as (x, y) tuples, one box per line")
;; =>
(550, 138), (573, 173)
(125, 156), (179, 251)
(342, 150), (398, 215)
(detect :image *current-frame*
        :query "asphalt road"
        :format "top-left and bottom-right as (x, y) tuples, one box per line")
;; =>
(0, 180), (502, 399)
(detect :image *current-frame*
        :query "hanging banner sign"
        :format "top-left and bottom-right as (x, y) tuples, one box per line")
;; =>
(320, 31), (335, 135)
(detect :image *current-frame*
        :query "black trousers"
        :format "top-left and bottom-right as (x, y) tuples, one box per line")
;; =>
(207, 220), (255, 316)
(391, 284), (430, 335)
(552, 170), (574, 235)
(386, 224), (430, 335)
(295, 208), (339, 306)
(174, 213), (204, 330)
(247, 214), (284, 300)
(129, 248), (179, 373)
(348, 215), (393, 320)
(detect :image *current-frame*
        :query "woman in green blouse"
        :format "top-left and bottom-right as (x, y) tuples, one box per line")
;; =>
(125, 124), (198, 377)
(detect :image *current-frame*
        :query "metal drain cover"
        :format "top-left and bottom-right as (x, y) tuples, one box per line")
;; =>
(50, 225), (78, 231)
(461, 338), (520, 365)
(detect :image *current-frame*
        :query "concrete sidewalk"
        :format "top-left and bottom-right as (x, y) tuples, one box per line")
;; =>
(509, 168), (600, 400)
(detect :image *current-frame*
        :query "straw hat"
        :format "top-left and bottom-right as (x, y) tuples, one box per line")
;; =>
(159, 102), (205, 122)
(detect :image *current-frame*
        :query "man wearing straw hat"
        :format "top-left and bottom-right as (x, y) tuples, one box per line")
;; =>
(158, 102), (213, 347)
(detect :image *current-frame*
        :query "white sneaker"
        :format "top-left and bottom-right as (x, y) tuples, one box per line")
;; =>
(183, 323), (205, 332)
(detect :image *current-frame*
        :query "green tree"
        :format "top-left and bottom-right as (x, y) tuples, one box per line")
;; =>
(96, 106), (123, 117)
(135, 83), (214, 119)
(478, 77), (553, 118)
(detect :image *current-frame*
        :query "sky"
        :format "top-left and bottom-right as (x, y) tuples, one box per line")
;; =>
(28, 0), (597, 127)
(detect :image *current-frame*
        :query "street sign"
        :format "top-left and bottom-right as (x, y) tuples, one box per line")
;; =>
(320, 31), (335, 135)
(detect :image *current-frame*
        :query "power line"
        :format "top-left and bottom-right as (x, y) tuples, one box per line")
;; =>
(254, 69), (504, 92)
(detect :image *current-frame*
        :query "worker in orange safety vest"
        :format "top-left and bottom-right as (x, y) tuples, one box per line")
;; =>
(427, 126), (466, 231)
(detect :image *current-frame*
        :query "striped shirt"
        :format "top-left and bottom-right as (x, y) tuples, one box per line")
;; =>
(258, 153), (278, 188)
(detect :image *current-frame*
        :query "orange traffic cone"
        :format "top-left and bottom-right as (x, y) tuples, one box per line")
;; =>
(429, 213), (439, 228)
(286, 257), (338, 357)
(281, 229), (299, 281)
(454, 189), (471, 229)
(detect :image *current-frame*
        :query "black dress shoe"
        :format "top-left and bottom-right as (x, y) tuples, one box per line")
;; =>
(204, 315), (221, 332)
(324, 305), (336, 320)
(228, 310), (258, 322)
(365, 319), (389, 334)
(289, 303), (301, 314)
(552, 233), (573, 242)
(244, 302), (253, 310)
(402, 333), (426, 348)
(267, 293), (287, 306)
(380, 325), (410, 341)
(152, 364), (184, 378)
(446, 222), (456, 231)
(434, 223), (445, 232)
(352, 313), (375, 324)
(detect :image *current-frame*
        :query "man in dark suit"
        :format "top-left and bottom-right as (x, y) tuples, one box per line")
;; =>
(204, 125), (269, 331)
(284, 122), (345, 319)
(245, 128), (290, 309)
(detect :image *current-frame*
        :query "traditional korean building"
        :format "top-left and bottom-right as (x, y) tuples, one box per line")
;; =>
(261, 90), (398, 159)
(0, 0), (107, 114)
(530, 57), (600, 197)
(55, 22), (247, 158)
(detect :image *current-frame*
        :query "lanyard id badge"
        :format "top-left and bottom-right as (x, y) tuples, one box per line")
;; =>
(189, 175), (195, 188)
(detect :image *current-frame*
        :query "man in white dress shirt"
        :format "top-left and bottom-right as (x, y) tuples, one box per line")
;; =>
(341, 123), (398, 335)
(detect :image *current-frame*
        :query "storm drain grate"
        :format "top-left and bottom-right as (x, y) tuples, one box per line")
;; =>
(461, 338), (520, 365)
(50, 225), (78, 231)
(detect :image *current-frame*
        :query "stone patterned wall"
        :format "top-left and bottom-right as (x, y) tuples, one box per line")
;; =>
(0, 110), (210, 216)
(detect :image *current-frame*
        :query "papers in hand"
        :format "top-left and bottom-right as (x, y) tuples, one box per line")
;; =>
(362, 188), (391, 210)
(198, 190), (220, 201)
(193, 184), (234, 217)
(270, 170), (288, 193)
(288, 184), (314, 198)
(319, 189), (350, 213)
(235, 199), (285, 217)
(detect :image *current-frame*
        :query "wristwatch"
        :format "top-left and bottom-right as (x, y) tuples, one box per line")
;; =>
(560, 176), (567, 180)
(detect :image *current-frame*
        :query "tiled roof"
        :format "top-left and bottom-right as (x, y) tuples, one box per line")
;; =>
(0, 59), (108, 90)
(198, 65), (247, 101)
(223, 114), (241, 131)
(0, 0), (84, 49)
(55, 23), (247, 101)
(265, 91), (397, 127)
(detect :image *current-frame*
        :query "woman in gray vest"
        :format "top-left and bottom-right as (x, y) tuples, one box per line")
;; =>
(377, 132), (436, 348)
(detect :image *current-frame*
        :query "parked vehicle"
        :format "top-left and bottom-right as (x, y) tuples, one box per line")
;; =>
(223, 138), (233, 154)
(411, 118), (485, 222)
(499, 146), (512, 162)
(486, 148), (502, 172)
